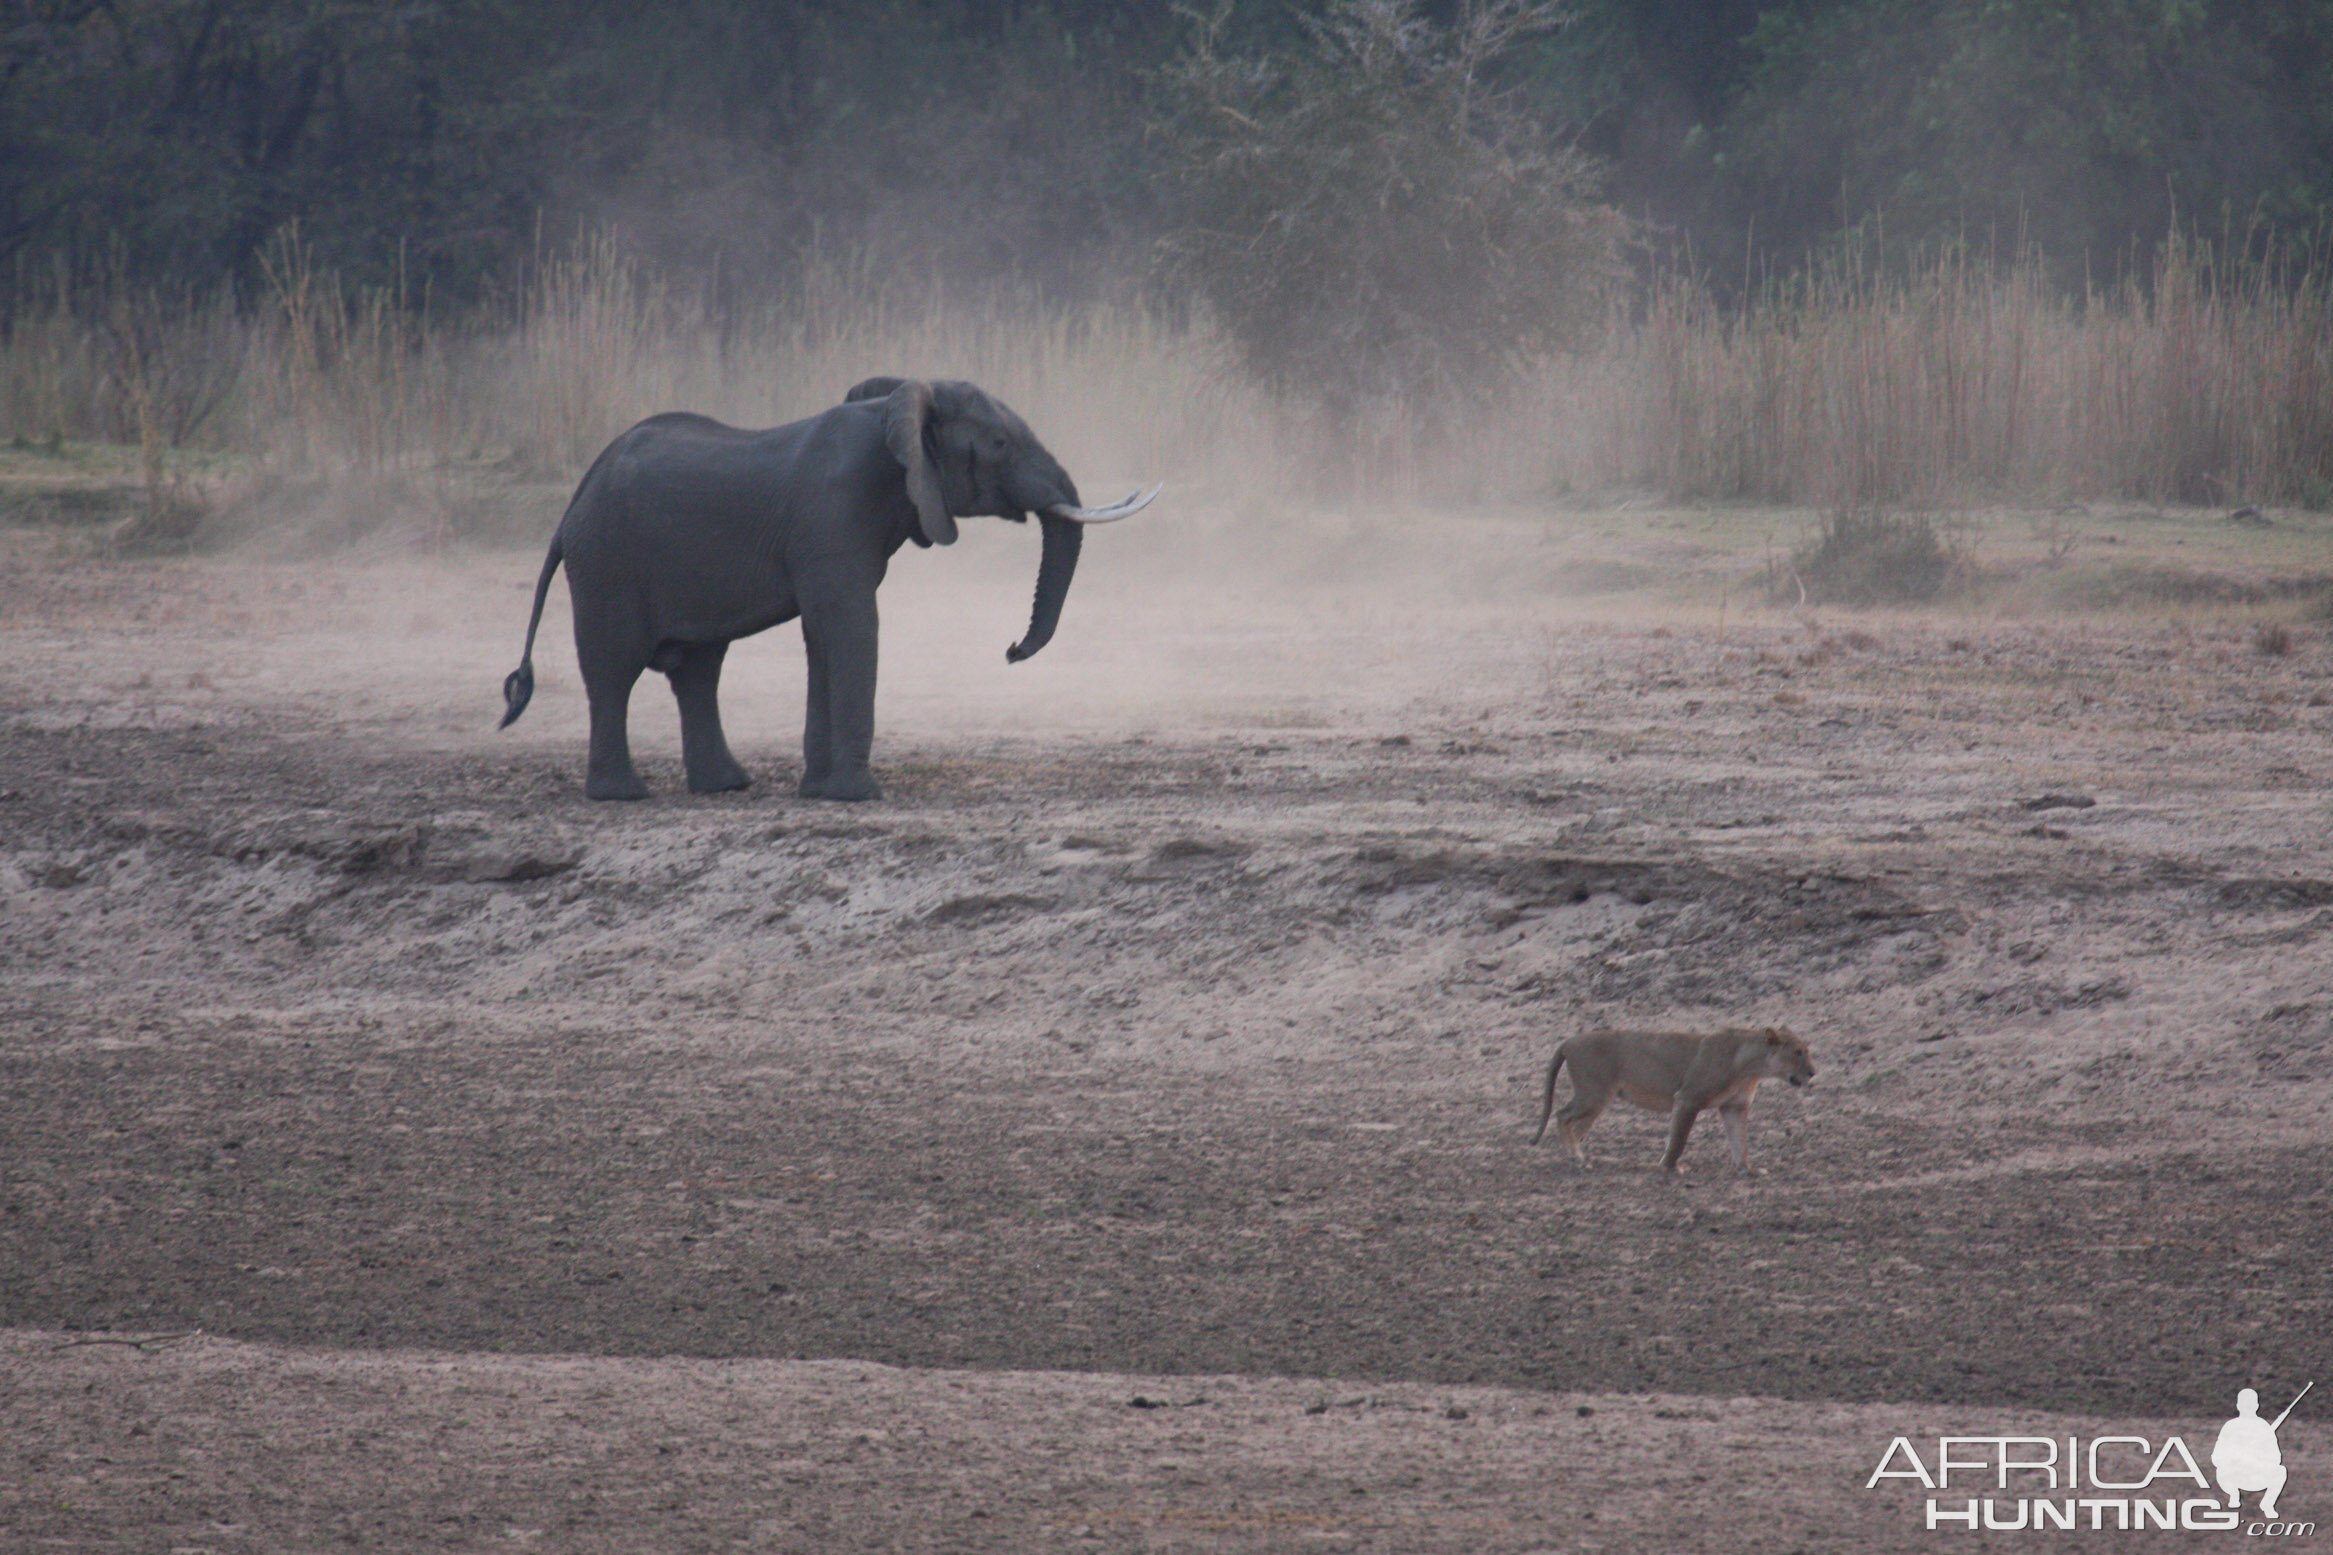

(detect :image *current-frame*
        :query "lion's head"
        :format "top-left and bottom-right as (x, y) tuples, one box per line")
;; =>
(1763, 1027), (1816, 1087)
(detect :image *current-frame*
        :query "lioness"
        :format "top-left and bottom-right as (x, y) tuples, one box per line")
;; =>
(1531, 1027), (1814, 1173)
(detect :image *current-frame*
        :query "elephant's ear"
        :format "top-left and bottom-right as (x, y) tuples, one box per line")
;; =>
(847, 376), (905, 404)
(882, 379), (956, 547)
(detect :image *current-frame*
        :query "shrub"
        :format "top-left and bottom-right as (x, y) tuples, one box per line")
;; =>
(1782, 508), (1956, 605)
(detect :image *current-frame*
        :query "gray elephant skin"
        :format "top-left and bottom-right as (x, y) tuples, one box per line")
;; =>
(499, 377), (1153, 801)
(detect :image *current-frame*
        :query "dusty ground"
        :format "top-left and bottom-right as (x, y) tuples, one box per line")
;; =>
(3, 488), (2330, 1551)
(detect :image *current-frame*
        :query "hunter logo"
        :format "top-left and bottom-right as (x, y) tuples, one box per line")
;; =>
(1865, 1382), (2315, 1535)
(2216, 1385), (2311, 1524)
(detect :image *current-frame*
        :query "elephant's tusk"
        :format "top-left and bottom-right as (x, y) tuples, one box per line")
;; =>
(1042, 483), (1161, 524)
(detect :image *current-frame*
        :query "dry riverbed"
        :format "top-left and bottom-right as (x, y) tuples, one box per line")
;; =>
(4, 492), (2330, 1550)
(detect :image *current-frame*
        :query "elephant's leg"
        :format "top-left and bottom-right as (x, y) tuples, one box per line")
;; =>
(798, 583), (881, 802)
(799, 632), (833, 798)
(667, 641), (751, 794)
(578, 649), (650, 802)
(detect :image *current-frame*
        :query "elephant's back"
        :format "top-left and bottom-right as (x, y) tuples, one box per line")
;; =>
(560, 403), (891, 564)
(558, 414), (810, 630)
(574, 416), (798, 535)
(604, 413), (778, 487)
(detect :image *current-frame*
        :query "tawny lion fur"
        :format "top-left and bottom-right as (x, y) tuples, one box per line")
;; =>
(1532, 1027), (1815, 1173)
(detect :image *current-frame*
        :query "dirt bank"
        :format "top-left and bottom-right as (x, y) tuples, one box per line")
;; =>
(4, 501), (2330, 1550)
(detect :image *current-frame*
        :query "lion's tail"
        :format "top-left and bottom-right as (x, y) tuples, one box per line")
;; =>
(1531, 1047), (1566, 1144)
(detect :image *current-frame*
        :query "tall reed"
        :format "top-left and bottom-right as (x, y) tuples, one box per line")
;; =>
(247, 230), (476, 472)
(2, 232), (2327, 513)
(1606, 236), (2333, 507)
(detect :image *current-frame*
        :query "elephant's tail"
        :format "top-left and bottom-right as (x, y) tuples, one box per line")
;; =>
(1530, 1048), (1566, 1144)
(501, 536), (564, 729)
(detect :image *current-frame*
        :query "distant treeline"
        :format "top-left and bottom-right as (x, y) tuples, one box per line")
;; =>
(6, 0), (2330, 307)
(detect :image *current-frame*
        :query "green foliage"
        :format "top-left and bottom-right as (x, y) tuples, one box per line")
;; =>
(1158, 0), (1620, 426)
(1718, 0), (2333, 277)
(2, 0), (2331, 366)
(0, 1), (559, 295)
(1502, 0), (1765, 249)
(0, 1), (1181, 305)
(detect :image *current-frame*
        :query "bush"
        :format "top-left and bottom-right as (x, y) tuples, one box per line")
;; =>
(1781, 508), (1956, 605)
(1158, 0), (1618, 437)
(106, 481), (211, 556)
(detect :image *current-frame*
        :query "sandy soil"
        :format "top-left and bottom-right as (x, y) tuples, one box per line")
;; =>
(3, 496), (2330, 1551)
(11, 1328), (2326, 1553)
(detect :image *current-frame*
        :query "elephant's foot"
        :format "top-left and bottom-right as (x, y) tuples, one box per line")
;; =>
(800, 770), (882, 802)
(585, 768), (650, 802)
(686, 762), (752, 795)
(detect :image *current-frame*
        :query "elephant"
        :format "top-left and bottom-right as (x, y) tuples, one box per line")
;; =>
(498, 376), (1157, 801)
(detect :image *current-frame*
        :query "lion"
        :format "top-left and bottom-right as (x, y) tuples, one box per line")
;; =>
(1531, 1027), (1815, 1173)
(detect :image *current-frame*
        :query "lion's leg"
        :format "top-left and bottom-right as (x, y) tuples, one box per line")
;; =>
(1719, 1098), (1752, 1171)
(1660, 1103), (1700, 1173)
(1556, 1096), (1605, 1167)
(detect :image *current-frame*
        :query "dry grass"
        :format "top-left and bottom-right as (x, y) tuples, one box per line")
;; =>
(2, 238), (1303, 501)
(1594, 236), (2333, 508)
(2, 233), (2328, 518)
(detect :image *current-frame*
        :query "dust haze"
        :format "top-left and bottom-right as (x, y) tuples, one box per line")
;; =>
(7, 3), (2333, 1544)
(7, 446), (2332, 1549)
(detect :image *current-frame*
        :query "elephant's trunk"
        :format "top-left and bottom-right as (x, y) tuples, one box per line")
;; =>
(1005, 513), (1083, 663)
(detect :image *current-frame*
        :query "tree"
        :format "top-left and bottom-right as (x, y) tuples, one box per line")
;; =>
(0, 0), (565, 298)
(1158, 0), (1620, 433)
(1717, 0), (2333, 277)
(0, 1), (1187, 307)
